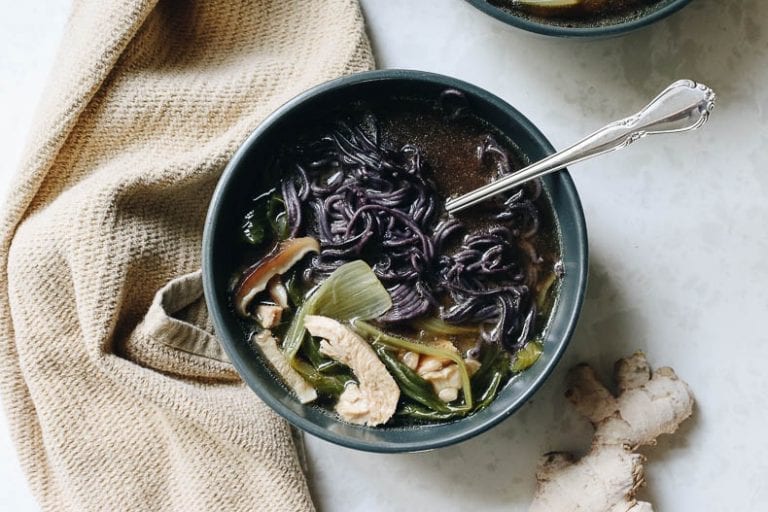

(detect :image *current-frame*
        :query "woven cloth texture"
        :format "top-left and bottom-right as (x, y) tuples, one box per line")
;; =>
(0, 0), (373, 510)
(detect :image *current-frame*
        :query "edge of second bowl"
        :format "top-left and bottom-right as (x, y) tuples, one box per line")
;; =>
(465, 0), (692, 38)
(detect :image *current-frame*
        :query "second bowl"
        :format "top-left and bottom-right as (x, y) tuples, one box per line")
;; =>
(466, 0), (692, 37)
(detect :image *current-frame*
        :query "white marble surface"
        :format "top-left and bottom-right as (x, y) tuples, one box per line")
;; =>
(2, 0), (768, 510)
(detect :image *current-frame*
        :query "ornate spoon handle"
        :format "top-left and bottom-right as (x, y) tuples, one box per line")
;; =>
(445, 79), (716, 214)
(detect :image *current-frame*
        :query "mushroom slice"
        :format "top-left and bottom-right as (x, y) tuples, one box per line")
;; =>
(252, 330), (317, 404)
(304, 315), (399, 426)
(234, 237), (320, 318)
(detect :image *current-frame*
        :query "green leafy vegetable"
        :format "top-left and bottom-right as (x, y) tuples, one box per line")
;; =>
(412, 316), (480, 337)
(396, 403), (462, 422)
(536, 271), (558, 311)
(301, 333), (326, 369)
(267, 194), (289, 240)
(396, 364), (506, 422)
(282, 260), (393, 362)
(291, 359), (351, 396)
(284, 271), (306, 308)
(511, 340), (543, 373)
(240, 209), (266, 246)
(476, 369), (504, 409)
(240, 189), (291, 247)
(301, 333), (343, 373)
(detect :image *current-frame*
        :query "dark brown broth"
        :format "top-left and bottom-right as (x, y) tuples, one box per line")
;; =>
(378, 98), (561, 287)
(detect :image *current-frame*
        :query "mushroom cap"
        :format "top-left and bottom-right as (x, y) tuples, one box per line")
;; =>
(234, 237), (320, 317)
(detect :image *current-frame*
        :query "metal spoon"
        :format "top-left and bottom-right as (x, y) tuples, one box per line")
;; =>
(444, 79), (716, 214)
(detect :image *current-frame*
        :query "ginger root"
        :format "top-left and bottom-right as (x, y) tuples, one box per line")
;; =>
(530, 352), (694, 512)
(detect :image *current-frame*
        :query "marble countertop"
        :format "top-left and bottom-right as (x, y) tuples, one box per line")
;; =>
(2, 0), (767, 510)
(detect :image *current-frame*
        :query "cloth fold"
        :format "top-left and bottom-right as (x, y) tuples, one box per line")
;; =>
(0, 1), (373, 510)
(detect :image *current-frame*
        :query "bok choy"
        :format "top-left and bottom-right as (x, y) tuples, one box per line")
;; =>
(282, 260), (392, 363)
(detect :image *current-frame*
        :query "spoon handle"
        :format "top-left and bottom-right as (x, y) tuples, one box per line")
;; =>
(445, 79), (716, 214)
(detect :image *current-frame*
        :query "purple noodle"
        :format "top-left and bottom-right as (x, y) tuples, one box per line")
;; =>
(277, 115), (543, 352)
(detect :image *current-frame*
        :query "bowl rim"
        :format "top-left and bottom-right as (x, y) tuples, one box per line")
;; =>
(464, 0), (692, 37)
(202, 69), (589, 452)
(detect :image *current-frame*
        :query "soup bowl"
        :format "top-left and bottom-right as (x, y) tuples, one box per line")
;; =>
(466, 0), (692, 37)
(202, 69), (588, 452)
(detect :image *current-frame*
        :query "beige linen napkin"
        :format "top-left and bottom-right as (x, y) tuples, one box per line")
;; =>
(0, 1), (373, 510)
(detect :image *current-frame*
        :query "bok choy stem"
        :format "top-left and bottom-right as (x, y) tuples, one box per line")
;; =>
(282, 260), (393, 364)
(412, 316), (480, 337)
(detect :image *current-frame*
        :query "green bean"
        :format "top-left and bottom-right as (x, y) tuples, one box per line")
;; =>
(284, 271), (306, 308)
(291, 359), (349, 396)
(475, 370), (504, 411)
(396, 403), (464, 422)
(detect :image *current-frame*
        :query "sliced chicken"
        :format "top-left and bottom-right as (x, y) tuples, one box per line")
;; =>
(422, 365), (462, 403)
(253, 330), (317, 404)
(303, 315), (399, 426)
(255, 304), (283, 329)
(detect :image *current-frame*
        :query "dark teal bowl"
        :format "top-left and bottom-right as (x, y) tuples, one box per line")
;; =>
(466, 0), (692, 37)
(202, 70), (588, 452)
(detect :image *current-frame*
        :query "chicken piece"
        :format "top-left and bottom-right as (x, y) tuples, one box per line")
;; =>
(416, 339), (459, 374)
(334, 385), (372, 424)
(255, 304), (283, 329)
(398, 351), (420, 371)
(303, 315), (399, 426)
(413, 339), (482, 403)
(252, 330), (316, 404)
(422, 365), (462, 403)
